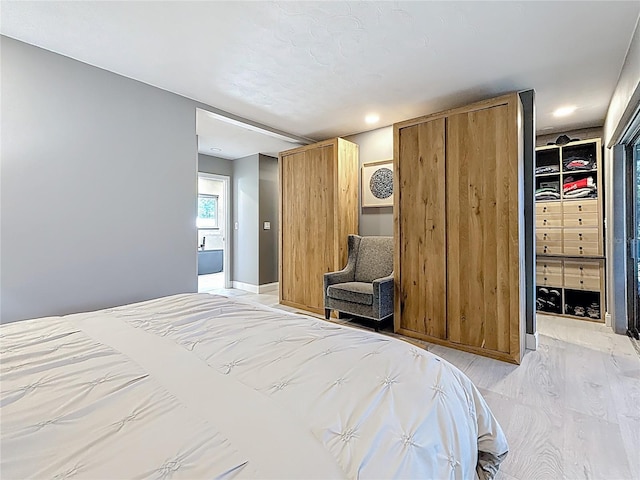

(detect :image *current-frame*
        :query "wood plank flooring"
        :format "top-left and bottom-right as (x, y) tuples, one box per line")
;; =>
(208, 288), (640, 480)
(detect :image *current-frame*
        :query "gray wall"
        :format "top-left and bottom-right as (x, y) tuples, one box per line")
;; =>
(1, 36), (201, 323)
(198, 153), (233, 177)
(536, 126), (604, 147)
(232, 154), (260, 285)
(345, 126), (394, 236)
(259, 155), (279, 285)
(603, 17), (640, 333)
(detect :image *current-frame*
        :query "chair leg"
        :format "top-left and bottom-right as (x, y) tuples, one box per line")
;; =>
(324, 309), (330, 320)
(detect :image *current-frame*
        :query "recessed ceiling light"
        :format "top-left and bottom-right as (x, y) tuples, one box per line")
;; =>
(365, 113), (380, 124)
(553, 106), (577, 117)
(209, 147), (222, 152)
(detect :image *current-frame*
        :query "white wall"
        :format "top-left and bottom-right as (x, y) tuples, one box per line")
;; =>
(232, 154), (260, 285)
(1, 36), (201, 323)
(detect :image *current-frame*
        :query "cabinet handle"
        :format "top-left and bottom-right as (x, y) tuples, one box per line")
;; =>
(544, 219), (547, 225)
(543, 207), (547, 212)
(578, 218), (582, 223)
(579, 233), (583, 238)
(578, 205), (582, 211)
(544, 277), (548, 281)
(580, 266), (583, 270)
(544, 233), (548, 239)
(580, 280), (584, 284)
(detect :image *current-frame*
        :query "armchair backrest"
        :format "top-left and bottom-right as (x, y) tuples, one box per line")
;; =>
(354, 236), (394, 283)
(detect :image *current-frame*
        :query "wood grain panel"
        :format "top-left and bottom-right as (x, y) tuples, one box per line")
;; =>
(447, 104), (513, 354)
(304, 145), (334, 311)
(280, 150), (306, 306)
(397, 119), (447, 339)
(336, 138), (359, 270)
(279, 138), (359, 315)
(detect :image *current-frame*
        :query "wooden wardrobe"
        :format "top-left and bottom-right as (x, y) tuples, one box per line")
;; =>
(394, 93), (525, 364)
(279, 138), (359, 315)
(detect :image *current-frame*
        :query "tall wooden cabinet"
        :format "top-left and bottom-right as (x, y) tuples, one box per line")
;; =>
(394, 93), (525, 364)
(279, 138), (359, 315)
(535, 138), (605, 321)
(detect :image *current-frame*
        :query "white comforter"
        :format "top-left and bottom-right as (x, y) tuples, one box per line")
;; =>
(1, 293), (507, 479)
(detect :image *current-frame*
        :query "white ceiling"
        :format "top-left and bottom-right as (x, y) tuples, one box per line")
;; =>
(2, 1), (639, 157)
(196, 108), (303, 160)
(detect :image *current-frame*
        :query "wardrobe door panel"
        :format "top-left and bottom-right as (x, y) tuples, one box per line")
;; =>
(304, 145), (335, 310)
(447, 105), (512, 354)
(397, 119), (447, 339)
(281, 151), (307, 307)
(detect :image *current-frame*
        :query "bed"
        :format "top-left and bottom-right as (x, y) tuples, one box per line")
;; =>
(1, 293), (507, 479)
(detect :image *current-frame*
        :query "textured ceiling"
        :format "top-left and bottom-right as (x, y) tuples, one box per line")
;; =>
(2, 1), (639, 148)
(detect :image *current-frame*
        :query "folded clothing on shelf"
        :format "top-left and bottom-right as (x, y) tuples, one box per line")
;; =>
(564, 187), (597, 199)
(535, 187), (561, 200)
(563, 176), (594, 193)
(563, 156), (595, 171)
(535, 165), (560, 174)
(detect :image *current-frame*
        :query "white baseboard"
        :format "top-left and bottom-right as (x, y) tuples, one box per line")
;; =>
(231, 281), (279, 294)
(258, 282), (279, 293)
(231, 281), (259, 294)
(525, 332), (539, 351)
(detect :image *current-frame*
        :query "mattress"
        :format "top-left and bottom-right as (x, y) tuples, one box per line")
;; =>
(1, 293), (508, 479)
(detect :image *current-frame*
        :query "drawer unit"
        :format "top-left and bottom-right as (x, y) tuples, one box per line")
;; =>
(536, 202), (562, 215)
(563, 241), (600, 256)
(536, 259), (563, 276)
(563, 212), (599, 228)
(536, 259), (563, 286)
(563, 200), (597, 215)
(536, 228), (562, 244)
(536, 214), (563, 228)
(563, 228), (600, 244)
(564, 260), (601, 291)
(538, 241), (563, 255)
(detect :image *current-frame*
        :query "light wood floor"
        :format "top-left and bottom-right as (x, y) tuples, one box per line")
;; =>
(207, 287), (640, 480)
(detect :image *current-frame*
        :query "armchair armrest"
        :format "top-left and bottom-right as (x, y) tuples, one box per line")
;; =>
(323, 235), (360, 292)
(373, 273), (394, 319)
(324, 262), (356, 296)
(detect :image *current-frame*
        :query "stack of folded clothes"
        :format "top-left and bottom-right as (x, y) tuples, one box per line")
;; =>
(563, 155), (595, 171)
(535, 165), (560, 174)
(536, 188), (561, 200)
(563, 176), (597, 199)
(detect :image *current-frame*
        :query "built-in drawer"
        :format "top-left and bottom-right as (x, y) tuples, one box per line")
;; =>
(536, 259), (564, 286)
(536, 214), (563, 228)
(536, 228), (562, 244)
(537, 241), (563, 255)
(536, 202), (562, 215)
(563, 241), (600, 256)
(564, 260), (601, 278)
(563, 228), (600, 244)
(563, 200), (598, 215)
(564, 260), (601, 290)
(563, 212), (599, 228)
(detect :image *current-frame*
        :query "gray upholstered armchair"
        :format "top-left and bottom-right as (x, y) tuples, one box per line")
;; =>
(324, 235), (394, 331)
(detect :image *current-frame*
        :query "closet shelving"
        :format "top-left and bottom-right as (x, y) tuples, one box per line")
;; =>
(535, 138), (605, 321)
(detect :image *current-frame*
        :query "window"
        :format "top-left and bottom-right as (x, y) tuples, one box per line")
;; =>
(197, 194), (218, 228)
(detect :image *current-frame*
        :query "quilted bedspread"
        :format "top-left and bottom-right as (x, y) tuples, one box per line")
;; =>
(1, 293), (507, 479)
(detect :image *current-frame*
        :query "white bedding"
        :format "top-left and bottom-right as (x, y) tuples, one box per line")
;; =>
(1, 293), (507, 479)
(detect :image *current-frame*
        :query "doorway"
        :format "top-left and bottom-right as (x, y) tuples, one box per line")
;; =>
(626, 136), (640, 337)
(197, 173), (231, 292)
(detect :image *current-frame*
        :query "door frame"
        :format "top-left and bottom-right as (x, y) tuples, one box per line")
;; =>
(198, 172), (231, 289)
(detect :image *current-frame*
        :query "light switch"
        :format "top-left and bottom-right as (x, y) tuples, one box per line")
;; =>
(263, 221), (271, 230)
(234, 222), (239, 230)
